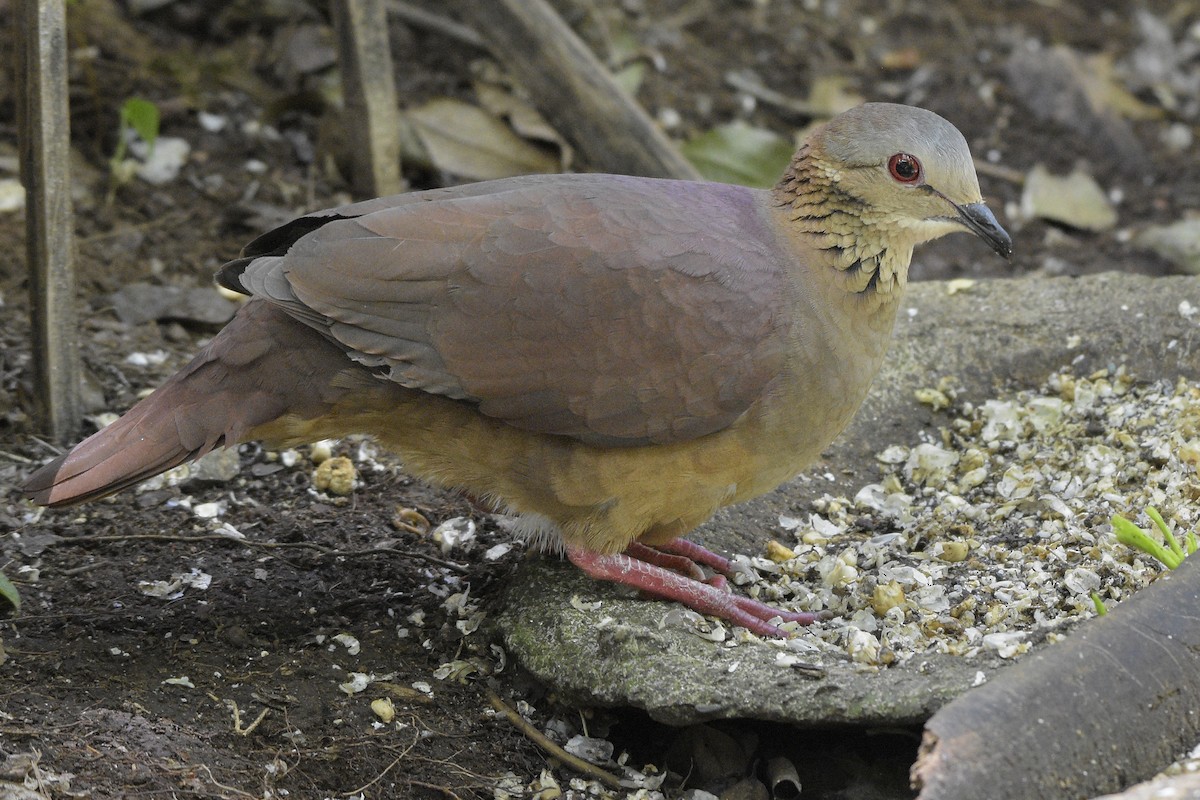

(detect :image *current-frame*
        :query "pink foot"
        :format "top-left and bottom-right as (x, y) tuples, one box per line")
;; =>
(625, 542), (708, 581)
(654, 538), (735, 575)
(566, 543), (818, 638)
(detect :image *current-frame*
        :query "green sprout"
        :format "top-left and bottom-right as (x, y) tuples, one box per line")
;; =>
(0, 568), (20, 614)
(1110, 506), (1198, 570)
(1093, 506), (1197, 615)
(107, 97), (160, 201)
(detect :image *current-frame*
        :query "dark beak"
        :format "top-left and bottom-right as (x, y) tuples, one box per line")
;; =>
(956, 201), (1012, 260)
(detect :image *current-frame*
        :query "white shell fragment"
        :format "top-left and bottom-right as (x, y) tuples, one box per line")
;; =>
(131, 136), (191, 185)
(564, 735), (615, 765)
(433, 517), (477, 554)
(332, 633), (361, 656)
(137, 568), (212, 599)
(739, 367), (1180, 664)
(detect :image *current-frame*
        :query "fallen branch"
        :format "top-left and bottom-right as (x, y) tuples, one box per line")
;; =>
(451, 0), (699, 180)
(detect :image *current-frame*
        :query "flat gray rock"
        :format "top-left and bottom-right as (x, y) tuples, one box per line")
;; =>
(496, 272), (1200, 726)
(104, 282), (238, 327)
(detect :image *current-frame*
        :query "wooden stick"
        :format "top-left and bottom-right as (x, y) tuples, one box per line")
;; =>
(332, 0), (403, 197)
(453, 0), (700, 180)
(387, 0), (485, 49)
(486, 689), (624, 791)
(17, 0), (81, 443)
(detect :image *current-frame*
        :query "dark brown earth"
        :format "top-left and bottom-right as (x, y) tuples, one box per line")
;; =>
(0, 1), (1196, 797)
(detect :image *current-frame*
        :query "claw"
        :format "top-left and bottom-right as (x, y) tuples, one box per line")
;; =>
(566, 539), (816, 638)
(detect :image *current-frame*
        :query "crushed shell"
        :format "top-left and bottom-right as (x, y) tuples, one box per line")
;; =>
(725, 368), (1187, 665)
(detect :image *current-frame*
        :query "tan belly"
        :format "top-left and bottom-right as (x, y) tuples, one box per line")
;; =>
(249, 368), (861, 554)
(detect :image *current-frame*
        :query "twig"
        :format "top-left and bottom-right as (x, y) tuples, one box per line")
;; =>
(27, 435), (63, 456)
(407, 779), (464, 799)
(44, 531), (470, 573)
(61, 561), (108, 577)
(485, 689), (623, 791)
(76, 210), (195, 245)
(388, 1), (486, 49)
(343, 731), (420, 797)
(225, 699), (270, 736)
(973, 159), (1027, 186)
(194, 763), (257, 799)
(724, 70), (828, 118)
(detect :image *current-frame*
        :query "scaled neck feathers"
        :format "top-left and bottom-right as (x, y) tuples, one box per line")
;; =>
(771, 144), (914, 303)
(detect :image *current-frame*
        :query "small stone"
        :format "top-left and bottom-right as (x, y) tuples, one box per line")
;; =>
(184, 447), (241, 485)
(0, 178), (26, 212)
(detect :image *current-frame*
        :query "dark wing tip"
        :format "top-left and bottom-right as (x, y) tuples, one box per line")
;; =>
(219, 213), (359, 296)
(216, 257), (253, 295)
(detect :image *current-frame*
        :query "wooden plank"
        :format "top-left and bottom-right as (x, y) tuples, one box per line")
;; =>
(332, 0), (403, 197)
(454, 0), (700, 180)
(17, 0), (81, 443)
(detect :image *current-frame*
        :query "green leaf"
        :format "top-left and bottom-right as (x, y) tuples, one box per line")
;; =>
(1111, 513), (1182, 569)
(681, 121), (795, 188)
(0, 570), (20, 614)
(1090, 591), (1107, 616)
(613, 62), (646, 96)
(1146, 506), (1184, 558)
(121, 97), (160, 149)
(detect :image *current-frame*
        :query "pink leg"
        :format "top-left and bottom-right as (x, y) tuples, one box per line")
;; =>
(625, 542), (707, 581)
(654, 538), (735, 575)
(628, 541), (731, 590)
(566, 545), (818, 638)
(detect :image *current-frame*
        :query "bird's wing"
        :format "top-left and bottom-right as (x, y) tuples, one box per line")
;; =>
(223, 174), (793, 446)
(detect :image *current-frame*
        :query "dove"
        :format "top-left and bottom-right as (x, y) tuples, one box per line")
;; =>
(24, 103), (1011, 637)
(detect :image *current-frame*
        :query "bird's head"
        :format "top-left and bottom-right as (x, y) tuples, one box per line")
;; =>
(808, 102), (1012, 260)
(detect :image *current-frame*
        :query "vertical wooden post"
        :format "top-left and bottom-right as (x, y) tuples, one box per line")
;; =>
(17, 0), (81, 443)
(332, 0), (403, 197)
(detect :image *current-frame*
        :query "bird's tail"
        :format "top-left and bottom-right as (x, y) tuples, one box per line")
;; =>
(22, 300), (367, 508)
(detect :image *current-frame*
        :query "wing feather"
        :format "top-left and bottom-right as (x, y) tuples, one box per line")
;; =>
(228, 174), (792, 445)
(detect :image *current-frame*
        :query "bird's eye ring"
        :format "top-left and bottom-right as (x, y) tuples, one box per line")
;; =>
(887, 153), (922, 184)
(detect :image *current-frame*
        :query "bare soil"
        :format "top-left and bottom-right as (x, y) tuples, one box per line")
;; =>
(0, 1), (1195, 797)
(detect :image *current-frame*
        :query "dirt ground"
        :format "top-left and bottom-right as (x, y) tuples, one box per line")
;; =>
(0, 1), (1197, 797)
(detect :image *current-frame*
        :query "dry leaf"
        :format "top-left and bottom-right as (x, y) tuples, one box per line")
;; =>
(403, 98), (560, 180)
(1020, 164), (1117, 232)
(472, 80), (572, 170)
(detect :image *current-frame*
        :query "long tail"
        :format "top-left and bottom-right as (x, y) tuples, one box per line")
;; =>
(22, 300), (369, 507)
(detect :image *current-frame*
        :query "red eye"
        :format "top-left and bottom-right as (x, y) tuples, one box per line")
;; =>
(888, 153), (922, 184)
